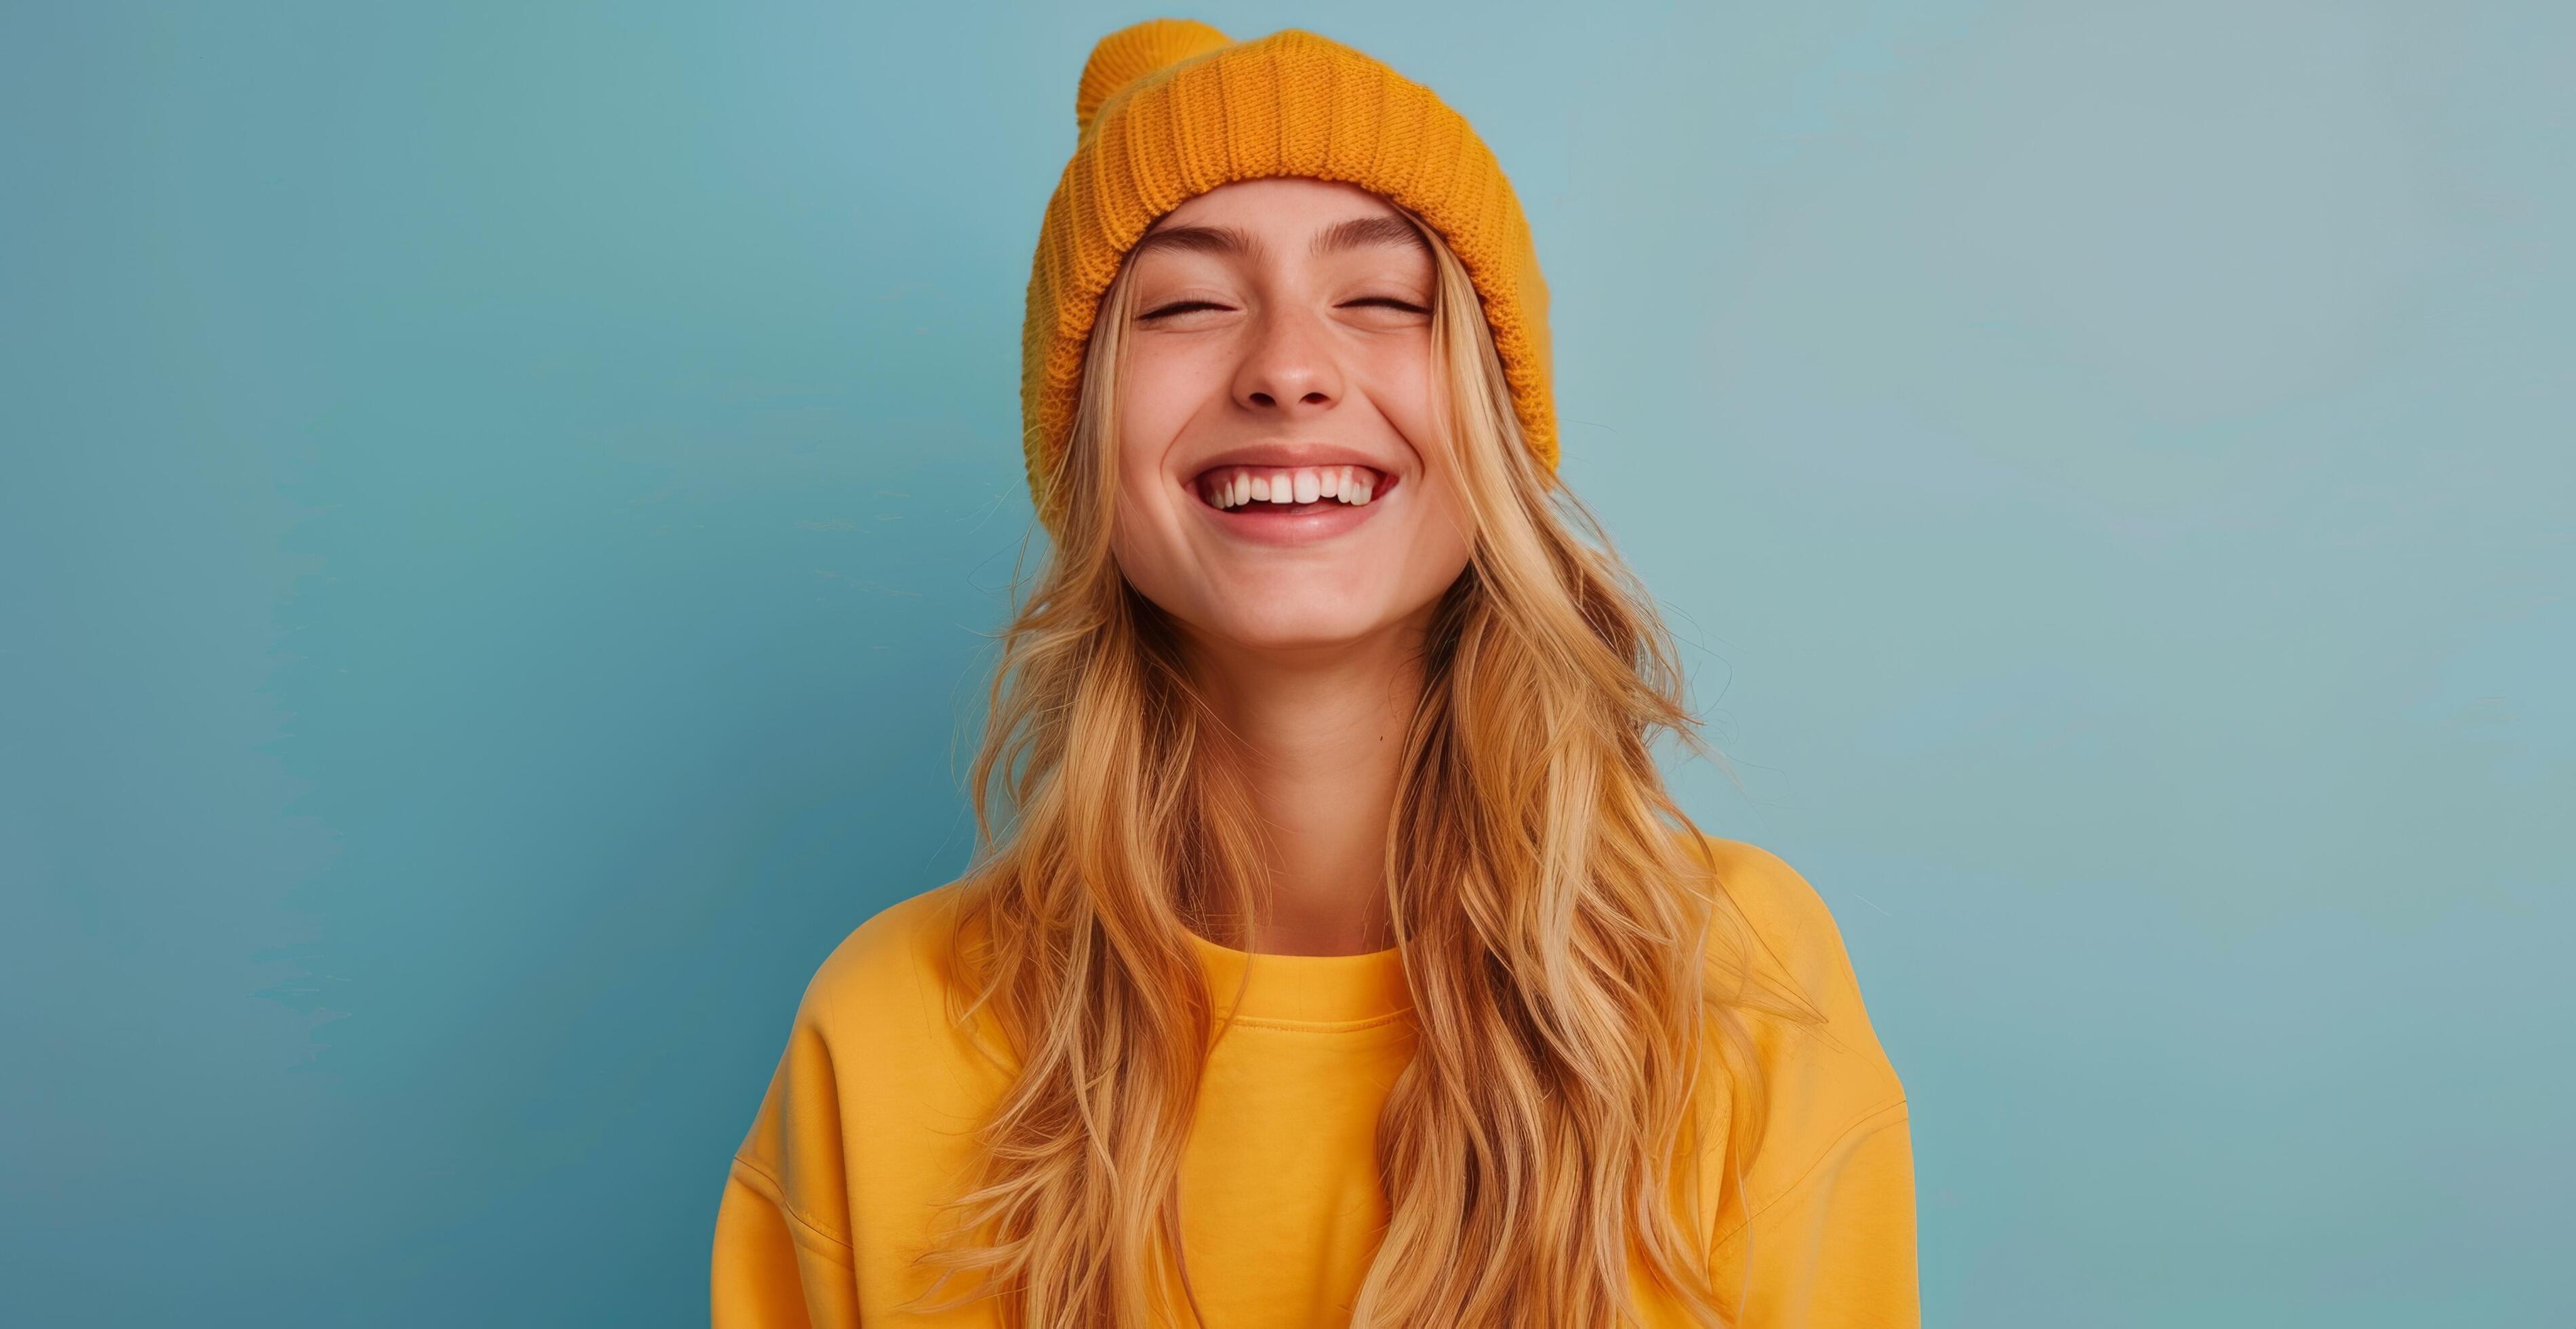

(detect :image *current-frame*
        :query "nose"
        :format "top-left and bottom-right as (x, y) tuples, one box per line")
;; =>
(1230, 302), (1344, 420)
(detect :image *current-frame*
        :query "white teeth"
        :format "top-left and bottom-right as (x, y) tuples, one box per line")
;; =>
(1199, 464), (1385, 510)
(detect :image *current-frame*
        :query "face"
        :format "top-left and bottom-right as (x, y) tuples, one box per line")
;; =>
(1107, 177), (1476, 656)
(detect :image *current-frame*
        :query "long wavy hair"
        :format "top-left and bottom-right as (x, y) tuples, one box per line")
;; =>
(911, 198), (1820, 1327)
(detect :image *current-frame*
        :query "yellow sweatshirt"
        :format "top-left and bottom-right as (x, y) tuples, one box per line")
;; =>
(710, 837), (1918, 1326)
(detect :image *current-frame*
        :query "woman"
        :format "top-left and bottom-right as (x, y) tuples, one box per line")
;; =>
(712, 20), (1916, 1328)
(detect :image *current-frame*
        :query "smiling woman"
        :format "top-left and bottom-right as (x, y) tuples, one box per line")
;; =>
(1105, 180), (1472, 656)
(1144, 214), (1416, 523)
(710, 19), (1918, 1329)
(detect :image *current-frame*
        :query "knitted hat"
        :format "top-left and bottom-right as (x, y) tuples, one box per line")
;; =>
(1019, 19), (1556, 530)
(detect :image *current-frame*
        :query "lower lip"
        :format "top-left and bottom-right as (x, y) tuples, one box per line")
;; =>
(1186, 476), (1398, 545)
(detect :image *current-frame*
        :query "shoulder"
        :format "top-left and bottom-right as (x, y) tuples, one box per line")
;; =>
(786, 879), (976, 1045)
(747, 878), (1011, 1139)
(1698, 837), (1887, 1036)
(727, 881), (997, 1256)
(1700, 837), (1843, 949)
(1695, 834), (1909, 1155)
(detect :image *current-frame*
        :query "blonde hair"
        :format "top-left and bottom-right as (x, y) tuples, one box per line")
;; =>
(912, 201), (1819, 1326)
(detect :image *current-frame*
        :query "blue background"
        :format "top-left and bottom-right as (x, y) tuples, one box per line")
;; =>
(5, 1), (2568, 1324)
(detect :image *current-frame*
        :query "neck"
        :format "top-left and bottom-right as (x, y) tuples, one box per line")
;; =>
(1182, 621), (1428, 957)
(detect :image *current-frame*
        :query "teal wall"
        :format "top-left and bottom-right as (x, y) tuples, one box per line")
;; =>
(5, 2), (2567, 1324)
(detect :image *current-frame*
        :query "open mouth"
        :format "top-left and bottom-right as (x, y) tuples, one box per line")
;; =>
(1192, 463), (1396, 514)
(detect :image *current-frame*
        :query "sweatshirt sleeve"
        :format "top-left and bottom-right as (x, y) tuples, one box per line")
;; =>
(1708, 1097), (1920, 1328)
(710, 983), (865, 1328)
(1699, 837), (1922, 1327)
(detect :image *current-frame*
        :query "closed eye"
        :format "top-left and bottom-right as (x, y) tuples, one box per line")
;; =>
(1139, 300), (1228, 319)
(1138, 297), (1430, 320)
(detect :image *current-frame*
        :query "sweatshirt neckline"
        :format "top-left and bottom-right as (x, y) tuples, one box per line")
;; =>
(1186, 928), (1413, 1027)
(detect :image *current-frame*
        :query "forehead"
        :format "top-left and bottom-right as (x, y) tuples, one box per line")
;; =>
(1159, 176), (1396, 224)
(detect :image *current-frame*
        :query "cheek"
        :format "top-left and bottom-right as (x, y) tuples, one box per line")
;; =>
(1114, 351), (1222, 500)
(1360, 342), (1441, 441)
(1360, 346), (1470, 563)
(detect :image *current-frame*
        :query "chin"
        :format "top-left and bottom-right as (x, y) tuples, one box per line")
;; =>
(1186, 597), (1411, 654)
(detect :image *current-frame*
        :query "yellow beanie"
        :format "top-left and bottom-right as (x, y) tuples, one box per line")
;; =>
(1020, 19), (1556, 529)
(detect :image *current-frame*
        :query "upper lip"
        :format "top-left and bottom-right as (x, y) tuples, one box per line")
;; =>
(1184, 442), (1397, 484)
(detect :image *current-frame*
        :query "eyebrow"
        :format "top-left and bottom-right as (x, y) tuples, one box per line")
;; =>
(1130, 214), (1431, 263)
